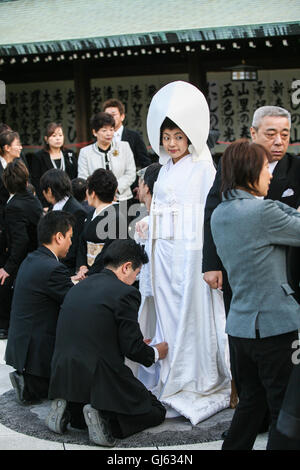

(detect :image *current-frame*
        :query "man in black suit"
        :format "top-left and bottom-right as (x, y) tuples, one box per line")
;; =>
(103, 98), (152, 169)
(47, 239), (168, 447)
(5, 211), (76, 403)
(202, 105), (300, 432)
(40, 169), (87, 274)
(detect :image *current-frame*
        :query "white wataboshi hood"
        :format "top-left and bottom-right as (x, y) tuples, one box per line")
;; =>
(146, 80), (213, 165)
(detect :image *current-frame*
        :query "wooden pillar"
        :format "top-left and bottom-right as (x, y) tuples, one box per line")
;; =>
(188, 53), (208, 98)
(73, 62), (91, 147)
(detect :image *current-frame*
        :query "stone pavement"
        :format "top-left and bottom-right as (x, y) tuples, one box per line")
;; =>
(0, 339), (268, 451)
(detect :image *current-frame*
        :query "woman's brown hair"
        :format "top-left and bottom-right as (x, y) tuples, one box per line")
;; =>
(221, 139), (271, 198)
(44, 122), (64, 151)
(0, 131), (20, 156)
(2, 159), (29, 194)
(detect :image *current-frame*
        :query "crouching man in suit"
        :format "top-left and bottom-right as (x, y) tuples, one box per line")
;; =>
(5, 211), (76, 403)
(46, 239), (168, 447)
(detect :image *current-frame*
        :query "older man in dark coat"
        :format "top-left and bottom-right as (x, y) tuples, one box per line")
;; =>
(203, 106), (300, 422)
(47, 239), (168, 447)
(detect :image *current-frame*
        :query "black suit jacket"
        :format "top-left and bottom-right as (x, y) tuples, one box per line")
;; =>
(0, 190), (43, 277)
(56, 196), (86, 273)
(121, 127), (152, 169)
(5, 246), (74, 378)
(202, 153), (300, 306)
(49, 269), (155, 415)
(31, 148), (78, 205)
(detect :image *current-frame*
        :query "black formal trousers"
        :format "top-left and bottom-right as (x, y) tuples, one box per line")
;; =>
(277, 362), (300, 440)
(222, 330), (300, 450)
(67, 391), (166, 438)
(22, 373), (50, 401)
(0, 276), (14, 330)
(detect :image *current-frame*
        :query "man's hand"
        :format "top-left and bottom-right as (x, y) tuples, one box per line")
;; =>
(0, 268), (10, 286)
(203, 270), (223, 290)
(154, 342), (168, 360)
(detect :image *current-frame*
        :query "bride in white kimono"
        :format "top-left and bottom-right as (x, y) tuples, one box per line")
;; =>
(136, 81), (231, 426)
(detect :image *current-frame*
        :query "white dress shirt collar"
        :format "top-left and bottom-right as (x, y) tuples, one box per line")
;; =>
(268, 161), (278, 174)
(7, 194), (15, 204)
(52, 195), (70, 211)
(46, 247), (59, 261)
(0, 156), (7, 169)
(114, 125), (124, 143)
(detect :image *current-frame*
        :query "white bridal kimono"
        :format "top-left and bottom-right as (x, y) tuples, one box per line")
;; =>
(137, 154), (231, 425)
(136, 80), (231, 425)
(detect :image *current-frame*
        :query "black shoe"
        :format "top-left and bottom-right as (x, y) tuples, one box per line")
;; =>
(9, 371), (26, 404)
(83, 404), (116, 447)
(0, 329), (8, 340)
(46, 399), (70, 434)
(221, 429), (229, 439)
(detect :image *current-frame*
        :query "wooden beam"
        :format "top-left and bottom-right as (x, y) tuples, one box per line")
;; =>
(188, 53), (208, 97)
(73, 62), (91, 145)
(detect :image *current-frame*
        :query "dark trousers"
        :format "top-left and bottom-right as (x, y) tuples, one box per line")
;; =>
(0, 277), (14, 330)
(223, 273), (271, 432)
(277, 362), (300, 440)
(222, 330), (300, 450)
(103, 392), (166, 438)
(222, 271), (242, 395)
(67, 392), (166, 438)
(23, 372), (50, 400)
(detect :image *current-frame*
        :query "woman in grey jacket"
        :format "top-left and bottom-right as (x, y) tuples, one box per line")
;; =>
(211, 139), (300, 450)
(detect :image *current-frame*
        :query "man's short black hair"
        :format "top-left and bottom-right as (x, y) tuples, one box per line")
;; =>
(72, 177), (87, 203)
(40, 169), (72, 202)
(143, 163), (162, 196)
(38, 211), (75, 245)
(103, 239), (148, 271)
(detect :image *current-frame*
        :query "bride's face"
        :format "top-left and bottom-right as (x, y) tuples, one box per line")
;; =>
(162, 127), (189, 162)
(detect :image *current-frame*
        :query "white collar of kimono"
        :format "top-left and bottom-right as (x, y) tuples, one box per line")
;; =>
(146, 80), (213, 165)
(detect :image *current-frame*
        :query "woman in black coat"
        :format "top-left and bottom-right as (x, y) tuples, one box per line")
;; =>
(31, 122), (77, 207)
(0, 159), (43, 338)
(0, 130), (23, 232)
(76, 168), (127, 277)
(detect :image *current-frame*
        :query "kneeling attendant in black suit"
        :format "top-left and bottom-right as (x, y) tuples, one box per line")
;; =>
(47, 239), (168, 446)
(0, 160), (43, 339)
(5, 211), (76, 403)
